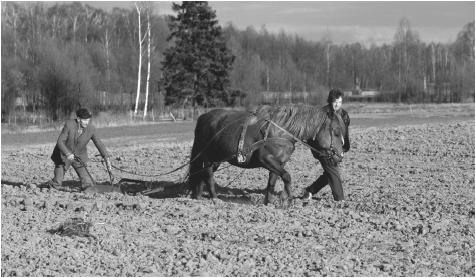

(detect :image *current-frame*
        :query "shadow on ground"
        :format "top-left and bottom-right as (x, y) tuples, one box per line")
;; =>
(1, 180), (25, 188)
(1, 178), (271, 205)
(119, 179), (266, 205)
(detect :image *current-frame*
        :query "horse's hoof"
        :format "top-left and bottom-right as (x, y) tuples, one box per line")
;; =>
(264, 200), (274, 207)
(301, 191), (312, 202)
(278, 199), (291, 209)
(279, 194), (291, 208)
(279, 204), (289, 210)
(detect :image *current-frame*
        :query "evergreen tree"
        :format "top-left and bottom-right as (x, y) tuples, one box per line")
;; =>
(161, 1), (234, 107)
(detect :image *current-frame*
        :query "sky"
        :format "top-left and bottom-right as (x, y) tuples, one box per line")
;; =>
(83, 1), (475, 46)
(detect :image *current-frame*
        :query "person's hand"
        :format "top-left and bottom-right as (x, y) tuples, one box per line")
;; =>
(343, 137), (350, 153)
(66, 153), (75, 161)
(343, 144), (350, 153)
(105, 158), (112, 171)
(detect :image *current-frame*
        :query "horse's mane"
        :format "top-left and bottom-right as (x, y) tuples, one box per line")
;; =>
(255, 104), (332, 140)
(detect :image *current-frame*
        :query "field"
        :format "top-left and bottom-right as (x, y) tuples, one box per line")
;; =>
(1, 103), (475, 276)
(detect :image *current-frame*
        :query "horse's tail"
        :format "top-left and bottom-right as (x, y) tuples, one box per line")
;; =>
(187, 140), (202, 195)
(187, 116), (208, 198)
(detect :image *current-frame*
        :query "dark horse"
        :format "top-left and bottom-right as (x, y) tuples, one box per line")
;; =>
(188, 104), (346, 206)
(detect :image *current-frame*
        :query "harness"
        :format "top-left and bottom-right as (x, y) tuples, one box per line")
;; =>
(236, 112), (344, 165)
(237, 114), (271, 164)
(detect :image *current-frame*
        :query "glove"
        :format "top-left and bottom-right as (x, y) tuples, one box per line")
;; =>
(66, 153), (75, 162)
(105, 158), (112, 171)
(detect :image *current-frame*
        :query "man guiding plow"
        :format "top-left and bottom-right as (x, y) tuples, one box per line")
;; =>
(42, 108), (112, 192)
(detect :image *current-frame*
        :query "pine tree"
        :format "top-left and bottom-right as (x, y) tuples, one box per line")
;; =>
(161, 1), (234, 107)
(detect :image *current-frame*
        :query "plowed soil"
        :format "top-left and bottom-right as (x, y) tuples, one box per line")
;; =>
(1, 104), (474, 276)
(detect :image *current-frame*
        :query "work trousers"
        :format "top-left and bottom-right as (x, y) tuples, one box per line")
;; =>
(306, 156), (344, 201)
(52, 160), (95, 189)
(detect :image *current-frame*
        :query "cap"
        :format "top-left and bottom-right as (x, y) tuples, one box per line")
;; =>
(76, 108), (92, 119)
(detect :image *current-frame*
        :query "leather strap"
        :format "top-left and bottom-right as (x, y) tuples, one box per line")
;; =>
(237, 114), (254, 163)
(237, 115), (272, 164)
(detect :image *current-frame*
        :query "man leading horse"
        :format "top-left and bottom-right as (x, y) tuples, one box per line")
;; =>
(302, 89), (351, 201)
(188, 94), (347, 207)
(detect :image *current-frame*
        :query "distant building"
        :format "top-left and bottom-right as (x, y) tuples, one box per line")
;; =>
(344, 88), (381, 102)
(344, 78), (381, 101)
(260, 91), (311, 104)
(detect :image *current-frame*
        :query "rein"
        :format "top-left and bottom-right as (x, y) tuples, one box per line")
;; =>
(267, 116), (343, 162)
(97, 115), (247, 179)
(98, 109), (343, 181)
(266, 119), (325, 155)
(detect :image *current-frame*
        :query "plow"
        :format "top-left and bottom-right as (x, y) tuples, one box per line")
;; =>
(42, 155), (189, 197)
(115, 178), (188, 197)
(101, 155), (190, 197)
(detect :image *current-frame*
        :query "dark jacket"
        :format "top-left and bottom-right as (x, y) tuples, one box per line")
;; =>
(340, 108), (350, 152)
(51, 119), (109, 165)
(321, 104), (350, 127)
(316, 104), (351, 155)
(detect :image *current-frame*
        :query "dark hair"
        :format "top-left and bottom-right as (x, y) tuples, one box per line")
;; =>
(327, 89), (343, 105)
(76, 108), (92, 119)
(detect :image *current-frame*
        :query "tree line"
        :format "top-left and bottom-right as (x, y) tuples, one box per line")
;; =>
(1, 1), (474, 123)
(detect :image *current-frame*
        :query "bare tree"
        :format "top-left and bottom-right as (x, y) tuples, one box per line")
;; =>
(143, 5), (152, 119)
(266, 66), (270, 91)
(3, 3), (19, 57)
(326, 43), (331, 88)
(321, 28), (333, 88)
(134, 2), (147, 115)
(393, 18), (419, 102)
(103, 27), (111, 95)
(431, 43), (436, 83)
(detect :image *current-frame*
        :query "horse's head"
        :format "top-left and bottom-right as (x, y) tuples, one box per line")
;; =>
(259, 104), (346, 164)
(310, 112), (346, 163)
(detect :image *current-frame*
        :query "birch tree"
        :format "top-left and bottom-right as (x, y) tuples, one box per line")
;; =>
(103, 27), (111, 95)
(143, 4), (152, 119)
(134, 2), (147, 115)
(392, 18), (420, 102)
(320, 30), (333, 89)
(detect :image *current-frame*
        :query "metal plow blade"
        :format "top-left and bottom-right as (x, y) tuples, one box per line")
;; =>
(117, 178), (188, 198)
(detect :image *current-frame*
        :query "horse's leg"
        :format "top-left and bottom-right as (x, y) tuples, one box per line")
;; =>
(280, 170), (292, 206)
(192, 163), (207, 200)
(264, 171), (279, 205)
(191, 168), (207, 199)
(189, 138), (204, 199)
(205, 167), (218, 199)
(196, 179), (206, 200)
(260, 154), (292, 207)
(209, 162), (221, 194)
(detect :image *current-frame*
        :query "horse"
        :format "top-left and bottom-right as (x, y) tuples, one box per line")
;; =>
(188, 104), (346, 207)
